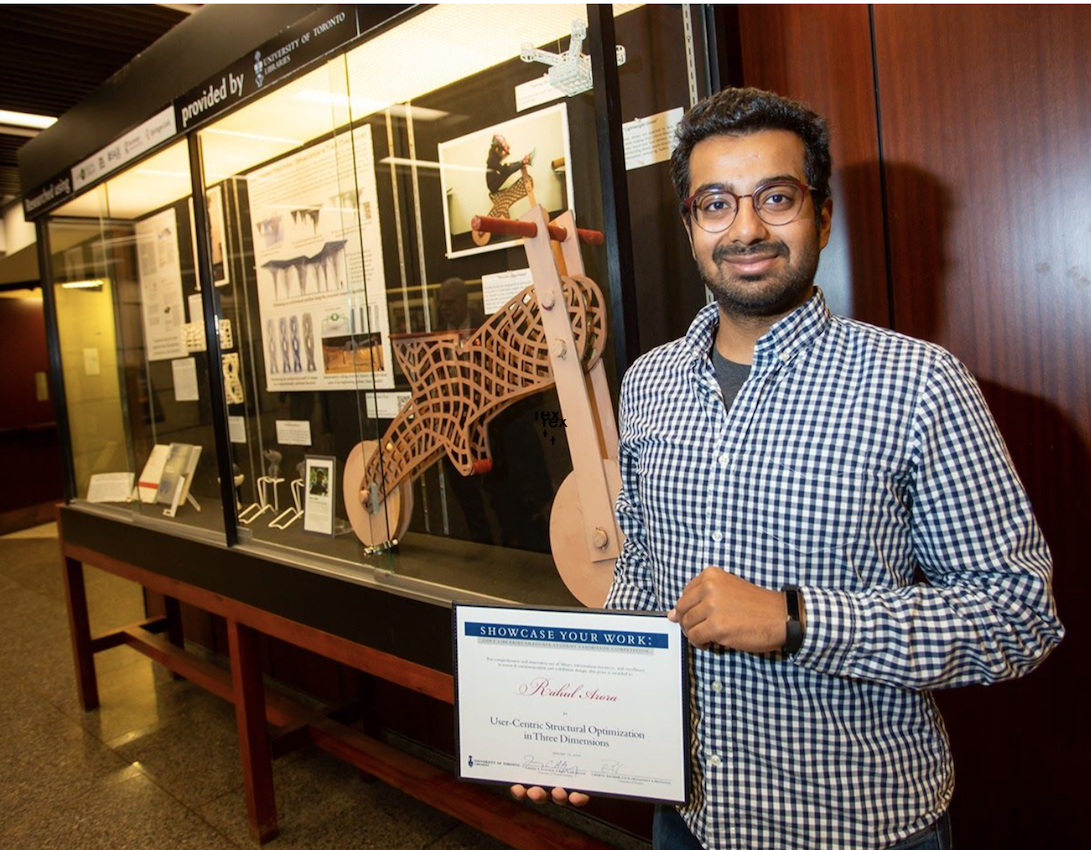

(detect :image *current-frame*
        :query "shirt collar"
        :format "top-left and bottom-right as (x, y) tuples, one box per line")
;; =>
(683, 287), (832, 367)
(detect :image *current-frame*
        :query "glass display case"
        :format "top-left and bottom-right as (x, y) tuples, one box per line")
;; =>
(48, 140), (225, 537)
(29, 3), (721, 608)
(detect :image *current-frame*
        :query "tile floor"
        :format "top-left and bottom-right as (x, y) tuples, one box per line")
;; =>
(0, 523), (534, 850)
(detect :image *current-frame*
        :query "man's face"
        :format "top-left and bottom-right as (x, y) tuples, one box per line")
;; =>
(684, 129), (832, 319)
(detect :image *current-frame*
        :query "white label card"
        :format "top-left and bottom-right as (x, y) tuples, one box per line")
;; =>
(275, 419), (313, 446)
(188, 292), (204, 324)
(454, 605), (688, 804)
(228, 415), (247, 444)
(86, 472), (135, 503)
(365, 391), (413, 420)
(481, 268), (535, 315)
(171, 357), (199, 402)
(514, 74), (568, 112)
(303, 456), (336, 535)
(623, 107), (685, 171)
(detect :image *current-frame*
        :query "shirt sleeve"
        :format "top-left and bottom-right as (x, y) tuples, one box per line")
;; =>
(604, 373), (661, 613)
(792, 351), (1064, 689)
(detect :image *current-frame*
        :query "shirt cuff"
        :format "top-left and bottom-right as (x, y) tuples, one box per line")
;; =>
(791, 587), (858, 676)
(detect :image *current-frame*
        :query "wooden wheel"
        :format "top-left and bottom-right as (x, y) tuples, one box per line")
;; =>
(471, 228), (491, 247)
(549, 460), (623, 608)
(343, 440), (414, 547)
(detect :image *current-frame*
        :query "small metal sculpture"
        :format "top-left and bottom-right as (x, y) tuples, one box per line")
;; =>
(520, 20), (626, 97)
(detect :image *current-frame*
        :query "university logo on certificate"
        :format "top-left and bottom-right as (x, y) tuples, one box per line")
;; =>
(453, 604), (689, 804)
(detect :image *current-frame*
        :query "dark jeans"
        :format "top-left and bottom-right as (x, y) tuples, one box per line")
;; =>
(887, 811), (953, 850)
(652, 807), (952, 850)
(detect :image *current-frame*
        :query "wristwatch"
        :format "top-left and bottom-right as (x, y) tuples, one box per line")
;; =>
(781, 585), (805, 654)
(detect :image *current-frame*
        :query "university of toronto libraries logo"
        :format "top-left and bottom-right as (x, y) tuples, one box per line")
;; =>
(254, 51), (264, 88)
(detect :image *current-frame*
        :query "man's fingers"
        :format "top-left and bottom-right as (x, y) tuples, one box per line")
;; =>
(513, 784), (589, 806)
(679, 599), (711, 635)
(675, 569), (717, 617)
(549, 787), (590, 806)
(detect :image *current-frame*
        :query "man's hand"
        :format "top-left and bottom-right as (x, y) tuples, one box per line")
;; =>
(668, 568), (790, 653)
(510, 785), (590, 807)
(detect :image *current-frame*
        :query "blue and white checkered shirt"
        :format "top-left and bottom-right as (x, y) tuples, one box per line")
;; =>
(605, 288), (1063, 850)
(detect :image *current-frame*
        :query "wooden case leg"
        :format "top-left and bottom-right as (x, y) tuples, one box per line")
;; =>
(164, 595), (185, 681)
(62, 556), (99, 711)
(226, 619), (279, 845)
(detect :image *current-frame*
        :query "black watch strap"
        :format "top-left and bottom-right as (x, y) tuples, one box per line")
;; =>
(782, 584), (804, 654)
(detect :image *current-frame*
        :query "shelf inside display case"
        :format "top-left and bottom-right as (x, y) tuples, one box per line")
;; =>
(70, 497), (579, 610)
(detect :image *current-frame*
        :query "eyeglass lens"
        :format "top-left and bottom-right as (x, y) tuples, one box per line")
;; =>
(693, 183), (806, 231)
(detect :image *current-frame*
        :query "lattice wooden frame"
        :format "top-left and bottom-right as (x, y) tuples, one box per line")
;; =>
(360, 273), (607, 510)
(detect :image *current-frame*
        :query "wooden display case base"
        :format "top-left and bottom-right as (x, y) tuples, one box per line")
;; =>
(58, 512), (615, 849)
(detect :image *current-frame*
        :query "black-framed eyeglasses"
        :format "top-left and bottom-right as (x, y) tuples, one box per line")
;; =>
(683, 180), (816, 233)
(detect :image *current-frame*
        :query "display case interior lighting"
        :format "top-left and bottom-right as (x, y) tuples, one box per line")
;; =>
(200, 66), (346, 179)
(0, 108), (57, 130)
(204, 127), (305, 146)
(61, 278), (106, 290)
(200, 3), (641, 180)
(342, 4), (642, 110)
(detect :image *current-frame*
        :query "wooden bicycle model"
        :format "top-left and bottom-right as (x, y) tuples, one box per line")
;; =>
(343, 204), (622, 607)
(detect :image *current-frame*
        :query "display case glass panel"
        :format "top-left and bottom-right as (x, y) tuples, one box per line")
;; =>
(198, 54), (393, 568)
(192, 4), (648, 601)
(51, 140), (224, 536)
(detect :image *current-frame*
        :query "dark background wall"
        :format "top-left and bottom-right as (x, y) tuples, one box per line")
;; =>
(0, 295), (62, 531)
(739, 4), (1088, 845)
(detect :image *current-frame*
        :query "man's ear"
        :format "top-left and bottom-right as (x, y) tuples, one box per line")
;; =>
(818, 197), (833, 250)
(682, 214), (697, 261)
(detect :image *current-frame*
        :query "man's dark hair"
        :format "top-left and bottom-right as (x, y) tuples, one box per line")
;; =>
(669, 87), (832, 220)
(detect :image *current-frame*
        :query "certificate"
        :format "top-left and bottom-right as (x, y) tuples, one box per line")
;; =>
(453, 604), (688, 804)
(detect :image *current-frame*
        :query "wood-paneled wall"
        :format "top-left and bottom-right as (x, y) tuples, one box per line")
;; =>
(741, 5), (1088, 845)
(737, 4), (889, 326)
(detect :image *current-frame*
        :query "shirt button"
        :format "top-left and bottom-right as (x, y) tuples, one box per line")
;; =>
(718, 454), (730, 467)
(712, 680), (723, 693)
(711, 531), (723, 542)
(779, 350), (791, 363)
(709, 754), (722, 767)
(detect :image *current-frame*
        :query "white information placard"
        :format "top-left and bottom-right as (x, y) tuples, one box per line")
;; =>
(514, 74), (567, 113)
(86, 472), (135, 503)
(275, 420), (313, 446)
(303, 455), (335, 535)
(135, 207), (187, 361)
(481, 268), (534, 315)
(247, 125), (392, 393)
(454, 605), (688, 804)
(171, 357), (199, 402)
(228, 415), (247, 444)
(623, 107), (685, 171)
(364, 391), (413, 421)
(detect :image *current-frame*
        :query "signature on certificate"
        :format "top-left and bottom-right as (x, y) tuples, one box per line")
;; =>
(522, 756), (586, 776)
(599, 761), (623, 774)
